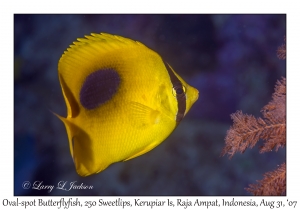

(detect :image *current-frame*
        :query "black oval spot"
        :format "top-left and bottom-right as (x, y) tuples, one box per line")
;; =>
(80, 69), (120, 110)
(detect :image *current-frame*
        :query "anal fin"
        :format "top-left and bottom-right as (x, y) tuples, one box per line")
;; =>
(123, 141), (159, 161)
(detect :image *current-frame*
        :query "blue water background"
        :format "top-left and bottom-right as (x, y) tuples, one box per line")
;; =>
(14, 14), (286, 195)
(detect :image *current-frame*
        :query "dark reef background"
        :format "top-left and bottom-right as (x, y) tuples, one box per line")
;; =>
(14, 14), (286, 195)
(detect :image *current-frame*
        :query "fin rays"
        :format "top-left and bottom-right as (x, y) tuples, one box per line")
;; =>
(129, 101), (161, 129)
(59, 74), (80, 118)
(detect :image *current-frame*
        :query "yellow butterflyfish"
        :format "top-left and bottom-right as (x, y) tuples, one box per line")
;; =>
(55, 33), (199, 176)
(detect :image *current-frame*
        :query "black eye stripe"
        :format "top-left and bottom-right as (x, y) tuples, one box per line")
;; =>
(164, 61), (186, 124)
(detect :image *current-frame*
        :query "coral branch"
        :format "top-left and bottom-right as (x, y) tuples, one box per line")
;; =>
(260, 77), (286, 152)
(261, 77), (286, 122)
(277, 44), (286, 60)
(246, 163), (286, 195)
(221, 111), (284, 158)
(277, 36), (286, 60)
(222, 37), (286, 195)
(221, 77), (286, 157)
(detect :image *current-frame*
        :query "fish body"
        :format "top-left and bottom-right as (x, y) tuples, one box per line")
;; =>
(56, 33), (199, 176)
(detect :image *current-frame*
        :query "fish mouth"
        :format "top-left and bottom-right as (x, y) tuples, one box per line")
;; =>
(192, 87), (199, 102)
(196, 89), (199, 100)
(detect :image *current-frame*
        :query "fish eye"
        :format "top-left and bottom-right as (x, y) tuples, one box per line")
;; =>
(176, 87), (184, 94)
(172, 85), (186, 97)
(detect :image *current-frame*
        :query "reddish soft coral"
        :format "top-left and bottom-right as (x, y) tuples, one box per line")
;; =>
(221, 38), (286, 196)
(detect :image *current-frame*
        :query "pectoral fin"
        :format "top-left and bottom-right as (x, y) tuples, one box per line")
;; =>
(129, 101), (161, 129)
